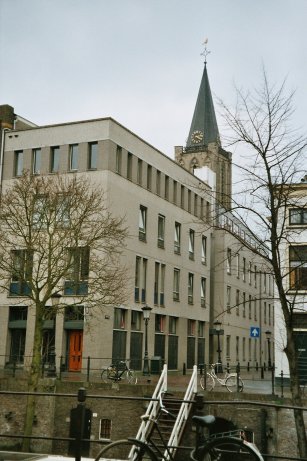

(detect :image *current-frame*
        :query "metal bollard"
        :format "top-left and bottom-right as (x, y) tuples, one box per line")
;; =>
(261, 366), (264, 379)
(183, 363), (186, 375)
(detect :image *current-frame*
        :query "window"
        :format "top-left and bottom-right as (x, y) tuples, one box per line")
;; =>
(32, 195), (47, 228)
(201, 277), (206, 307)
(9, 306), (28, 321)
(139, 206), (147, 241)
(236, 336), (239, 361)
(289, 208), (307, 225)
(116, 146), (122, 174)
(173, 181), (177, 204)
(254, 265), (257, 288)
(50, 146), (60, 173)
(65, 305), (84, 321)
(135, 257), (147, 303)
(188, 272), (194, 304)
(242, 337), (246, 361)
(264, 302), (267, 324)
(249, 338), (252, 361)
(157, 214), (165, 248)
(242, 292), (246, 317)
(156, 170), (161, 195)
(163, 175), (169, 200)
(263, 272), (267, 292)
(32, 148), (41, 174)
(289, 245), (307, 290)
(189, 229), (195, 260)
(180, 185), (185, 208)
(174, 222), (181, 254)
(248, 261), (252, 285)
(114, 308), (126, 329)
(194, 195), (198, 217)
(55, 195), (70, 227)
(169, 316), (177, 335)
(10, 250), (33, 296)
(14, 150), (23, 176)
(64, 246), (89, 295)
(226, 248), (231, 274)
(99, 419), (112, 440)
(226, 286), (231, 313)
(154, 262), (165, 306)
(249, 295), (252, 319)
(201, 236), (207, 264)
(173, 268), (180, 301)
(69, 144), (78, 170)
(188, 319), (196, 336)
(269, 304), (271, 326)
(198, 321), (205, 337)
(88, 142), (98, 170)
(127, 153), (133, 180)
(131, 311), (141, 330)
(242, 257), (246, 282)
(236, 253), (240, 278)
(137, 159), (142, 185)
(155, 314), (165, 332)
(236, 289), (240, 316)
(226, 335), (231, 360)
(188, 190), (192, 213)
(254, 297), (257, 321)
(147, 165), (152, 190)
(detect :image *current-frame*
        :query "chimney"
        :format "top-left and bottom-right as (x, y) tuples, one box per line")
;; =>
(0, 105), (15, 129)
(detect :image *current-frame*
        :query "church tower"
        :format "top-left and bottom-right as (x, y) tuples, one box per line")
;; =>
(175, 51), (232, 210)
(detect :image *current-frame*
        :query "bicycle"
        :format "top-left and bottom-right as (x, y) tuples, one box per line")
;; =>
(200, 363), (244, 392)
(101, 360), (137, 384)
(94, 393), (263, 461)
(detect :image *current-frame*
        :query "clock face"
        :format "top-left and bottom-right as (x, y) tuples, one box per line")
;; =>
(191, 130), (204, 144)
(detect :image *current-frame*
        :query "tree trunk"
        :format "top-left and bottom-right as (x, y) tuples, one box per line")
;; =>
(22, 307), (43, 452)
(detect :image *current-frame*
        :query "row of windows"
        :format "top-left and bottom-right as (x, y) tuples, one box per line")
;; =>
(114, 308), (206, 337)
(226, 248), (273, 294)
(225, 335), (274, 364)
(139, 206), (207, 262)
(135, 257), (207, 307)
(116, 146), (211, 220)
(9, 247), (89, 297)
(14, 142), (98, 176)
(226, 286), (274, 325)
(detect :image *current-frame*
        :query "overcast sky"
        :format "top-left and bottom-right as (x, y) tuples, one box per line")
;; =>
(1, 0), (306, 159)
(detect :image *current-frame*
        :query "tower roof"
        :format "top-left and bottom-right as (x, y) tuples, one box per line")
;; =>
(186, 64), (220, 148)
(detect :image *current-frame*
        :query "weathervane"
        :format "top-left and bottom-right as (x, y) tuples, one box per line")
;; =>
(200, 38), (210, 64)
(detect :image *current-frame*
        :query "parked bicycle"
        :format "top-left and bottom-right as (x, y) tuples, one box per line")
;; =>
(200, 363), (244, 392)
(94, 393), (263, 460)
(101, 360), (137, 384)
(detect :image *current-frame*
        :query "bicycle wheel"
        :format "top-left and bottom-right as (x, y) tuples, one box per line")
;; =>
(225, 374), (244, 392)
(101, 369), (109, 383)
(198, 436), (263, 460)
(126, 369), (138, 384)
(200, 373), (215, 391)
(95, 438), (157, 461)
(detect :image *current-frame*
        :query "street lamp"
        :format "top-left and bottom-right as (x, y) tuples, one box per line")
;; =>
(265, 330), (272, 370)
(214, 320), (223, 373)
(141, 304), (152, 376)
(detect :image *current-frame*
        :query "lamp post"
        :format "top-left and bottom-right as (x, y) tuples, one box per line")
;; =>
(265, 330), (272, 370)
(142, 304), (152, 376)
(214, 320), (223, 373)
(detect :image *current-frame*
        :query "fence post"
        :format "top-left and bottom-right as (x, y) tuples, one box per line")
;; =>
(226, 362), (230, 373)
(183, 363), (186, 375)
(75, 388), (87, 461)
(247, 361), (250, 372)
(87, 356), (90, 382)
(261, 366), (264, 379)
(256, 361), (259, 372)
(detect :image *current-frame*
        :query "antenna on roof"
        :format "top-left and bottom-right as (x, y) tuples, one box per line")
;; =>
(200, 38), (210, 65)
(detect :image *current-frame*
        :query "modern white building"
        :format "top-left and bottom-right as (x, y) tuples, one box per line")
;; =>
(0, 61), (274, 376)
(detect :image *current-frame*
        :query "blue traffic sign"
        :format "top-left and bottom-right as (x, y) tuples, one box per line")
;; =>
(250, 327), (260, 338)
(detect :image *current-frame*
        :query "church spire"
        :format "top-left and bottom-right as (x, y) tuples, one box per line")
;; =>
(186, 44), (220, 148)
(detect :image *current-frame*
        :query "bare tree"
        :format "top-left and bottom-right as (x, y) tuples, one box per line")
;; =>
(0, 172), (128, 451)
(217, 70), (307, 457)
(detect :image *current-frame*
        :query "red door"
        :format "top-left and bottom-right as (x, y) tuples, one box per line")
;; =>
(69, 331), (83, 371)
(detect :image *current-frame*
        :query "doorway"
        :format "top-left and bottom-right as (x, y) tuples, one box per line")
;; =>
(68, 330), (83, 371)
